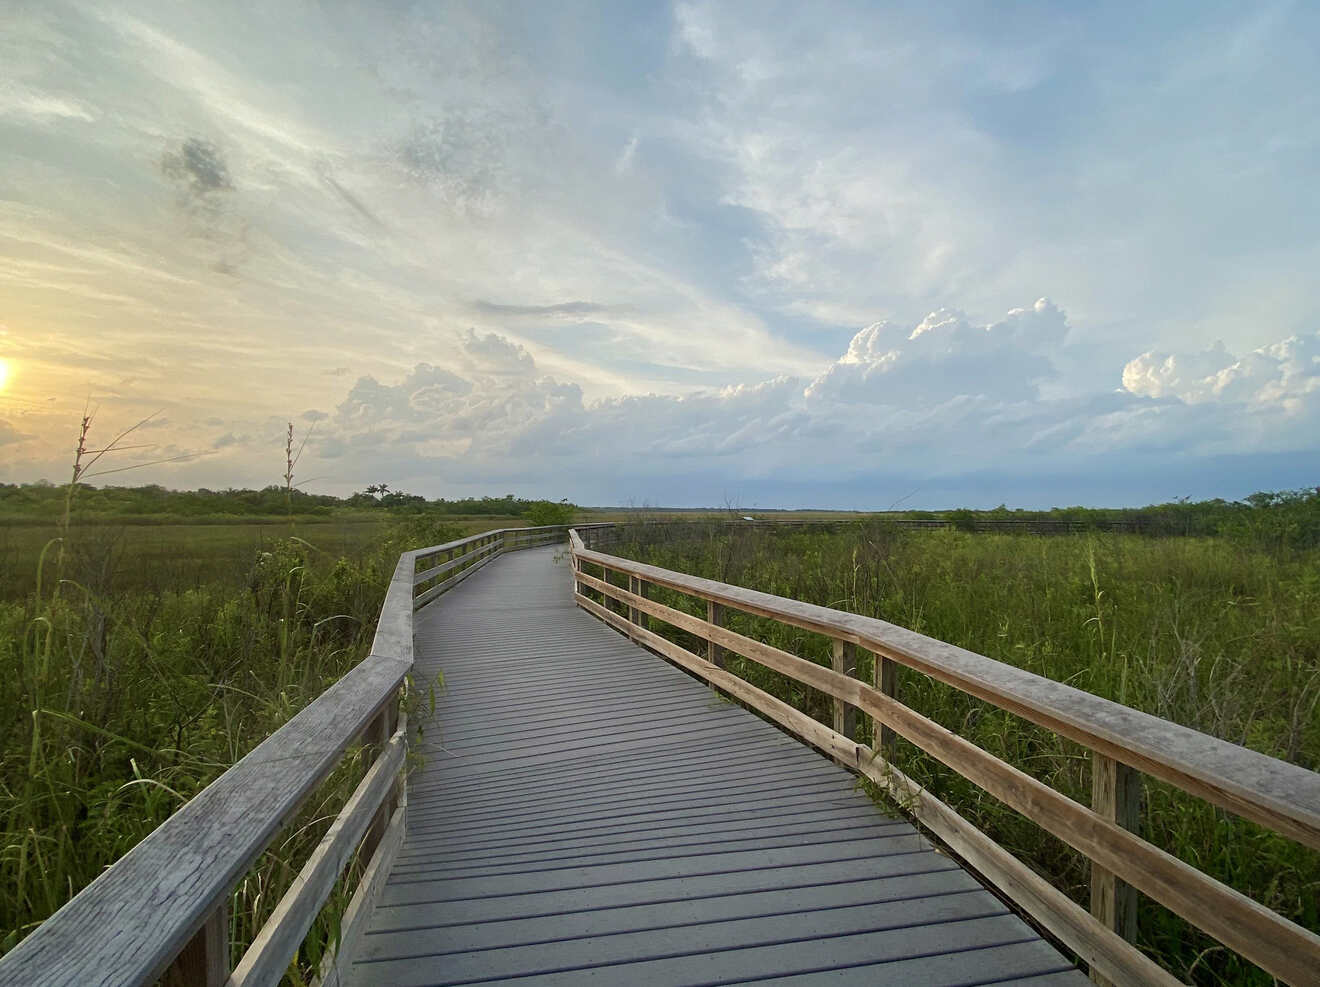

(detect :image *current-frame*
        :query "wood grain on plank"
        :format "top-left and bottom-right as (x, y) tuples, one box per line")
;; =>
(576, 590), (1176, 987)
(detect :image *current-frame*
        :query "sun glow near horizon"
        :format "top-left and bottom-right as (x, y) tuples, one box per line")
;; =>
(0, 359), (10, 392)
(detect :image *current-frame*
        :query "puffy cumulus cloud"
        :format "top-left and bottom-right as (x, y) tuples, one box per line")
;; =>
(336, 364), (473, 426)
(307, 305), (1320, 506)
(1123, 333), (1320, 410)
(317, 308), (1081, 487)
(1121, 342), (1235, 402)
(806, 298), (1065, 406)
(322, 339), (583, 466)
(460, 329), (535, 377)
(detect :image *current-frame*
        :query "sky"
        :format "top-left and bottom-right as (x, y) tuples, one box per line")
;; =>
(1, 0), (1318, 509)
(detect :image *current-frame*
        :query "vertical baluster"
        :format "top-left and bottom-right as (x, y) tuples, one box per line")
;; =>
(830, 639), (857, 741)
(874, 654), (897, 760)
(360, 696), (398, 865)
(1090, 752), (1140, 984)
(163, 902), (228, 987)
(707, 601), (725, 668)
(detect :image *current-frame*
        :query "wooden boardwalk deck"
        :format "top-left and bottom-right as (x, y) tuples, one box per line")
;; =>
(340, 546), (1085, 986)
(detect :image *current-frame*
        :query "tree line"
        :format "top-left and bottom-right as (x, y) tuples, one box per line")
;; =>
(0, 483), (576, 524)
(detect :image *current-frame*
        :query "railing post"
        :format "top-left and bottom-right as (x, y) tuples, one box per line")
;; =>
(163, 902), (228, 987)
(1090, 752), (1140, 983)
(874, 654), (897, 760)
(831, 639), (857, 742)
(360, 693), (399, 866)
(707, 601), (725, 668)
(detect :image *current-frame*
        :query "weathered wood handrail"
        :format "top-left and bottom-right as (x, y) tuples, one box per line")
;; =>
(0, 523), (581, 987)
(570, 527), (1320, 986)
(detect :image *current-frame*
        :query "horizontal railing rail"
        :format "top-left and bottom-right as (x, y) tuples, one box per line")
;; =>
(570, 527), (1320, 986)
(0, 523), (583, 987)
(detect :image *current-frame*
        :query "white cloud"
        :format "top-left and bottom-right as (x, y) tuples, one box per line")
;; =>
(1123, 333), (1320, 410)
(459, 329), (535, 377)
(674, 2), (720, 60)
(0, 82), (96, 123)
(1120, 341), (1235, 402)
(806, 298), (1065, 405)
(336, 364), (474, 427)
(614, 135), (639, 175)
(307, 305), (1320, 504)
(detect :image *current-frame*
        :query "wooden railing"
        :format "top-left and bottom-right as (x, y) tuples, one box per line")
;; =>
(570, 527), (1320, 986)
(0, 524), (576, 987)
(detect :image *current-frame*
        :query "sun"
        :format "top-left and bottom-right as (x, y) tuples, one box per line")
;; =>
(0, 359), (8, 392)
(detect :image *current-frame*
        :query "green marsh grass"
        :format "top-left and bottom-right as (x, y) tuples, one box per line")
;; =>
(0, 502), (467, 979)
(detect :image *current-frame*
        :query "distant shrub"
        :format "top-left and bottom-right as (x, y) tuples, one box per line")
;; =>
(947, 508), (977, 532)
(524, 499), (575, 526)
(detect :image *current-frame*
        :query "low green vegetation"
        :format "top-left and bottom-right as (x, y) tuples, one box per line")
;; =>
(0, 482), (582, 602)
(0, 510), (470, 971)
(926, 488), (1320, 548)
(0, 520), (389, 602)
(607, 506), (1319, 985)
(0, 481), (574, 527)
(523, 498), (576, 526)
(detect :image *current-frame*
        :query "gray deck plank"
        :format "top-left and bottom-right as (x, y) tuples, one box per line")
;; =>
(342, 547), (1084, 985)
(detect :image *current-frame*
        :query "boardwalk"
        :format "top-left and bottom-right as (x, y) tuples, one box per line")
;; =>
(340, 547), (1084, 986)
